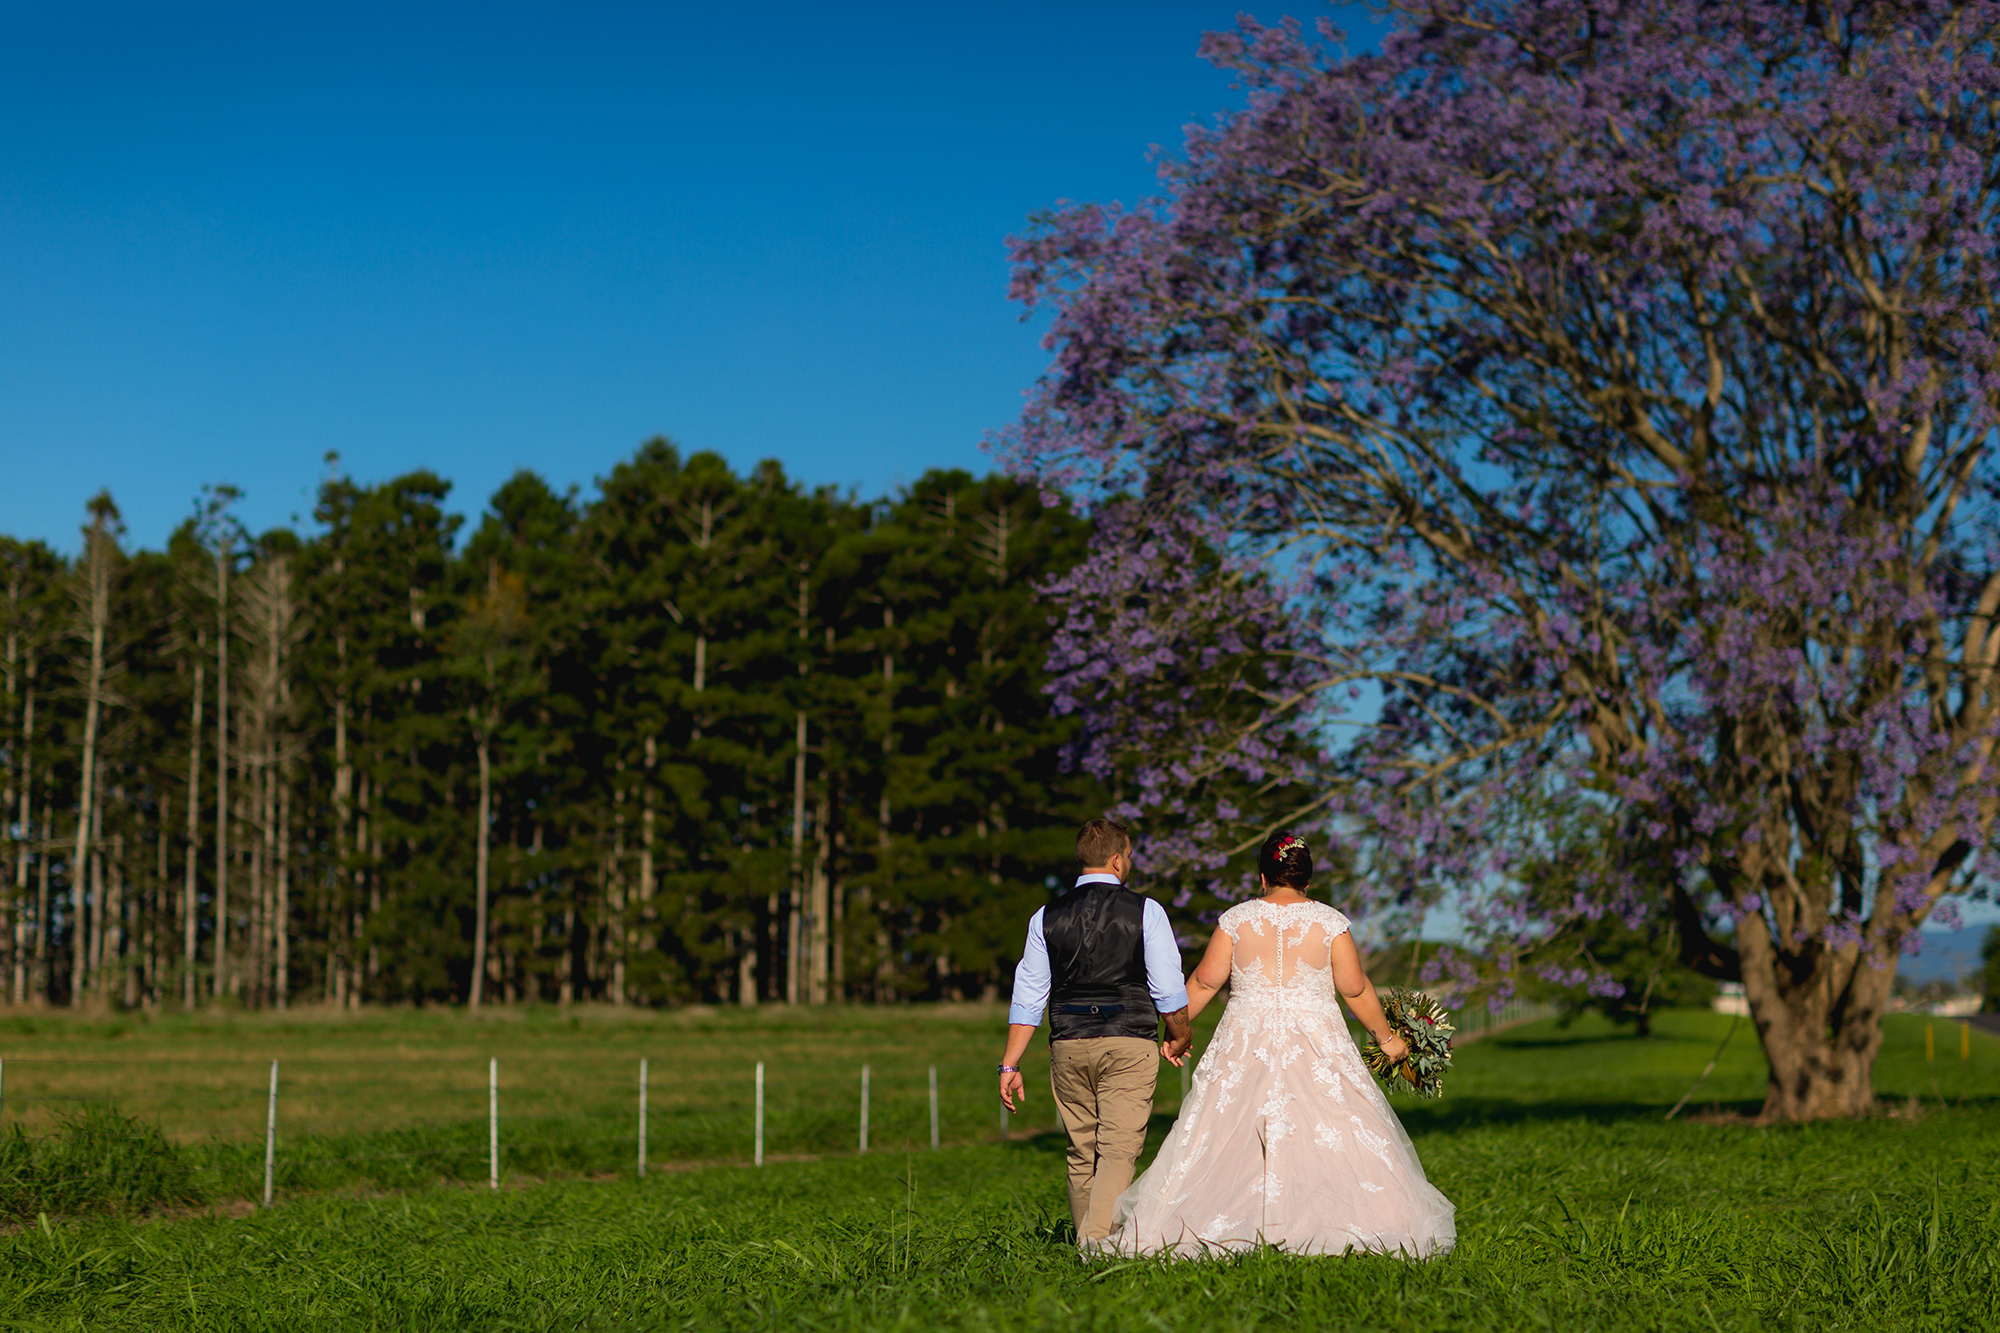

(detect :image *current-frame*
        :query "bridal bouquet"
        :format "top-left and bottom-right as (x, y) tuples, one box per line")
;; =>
(1360, 988), (1455, 1098)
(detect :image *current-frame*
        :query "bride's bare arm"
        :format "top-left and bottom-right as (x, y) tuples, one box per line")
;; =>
(1184, 928), (1233, 1022)
(1162, 928), (1233, 1065)
(1330, 933), (1411, 1063)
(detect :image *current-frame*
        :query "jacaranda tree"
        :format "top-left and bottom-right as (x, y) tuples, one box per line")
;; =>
(1008, 0), (2000, 1120)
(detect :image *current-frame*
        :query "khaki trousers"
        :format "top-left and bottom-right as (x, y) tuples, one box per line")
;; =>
(1049, 1035), (1158, 1240)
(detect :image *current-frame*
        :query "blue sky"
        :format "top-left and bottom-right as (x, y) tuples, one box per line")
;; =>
(0, 2), (1387, 553)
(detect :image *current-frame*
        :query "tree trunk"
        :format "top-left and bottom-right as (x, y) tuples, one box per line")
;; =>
(332, 578), (352, 1006)
(182, 650), (202, 1009)
(470, 732), (490, 1008)
(212, 542), (230, 999)
(811, 788), (830, 1005)
(640, 733), (656, 950)
(1738, 912), (1894, 1121)
(70, 508), (113, 1008)
(275, 749), (289, 1008)
(13, 662), (34, 1005)
(789, 711), (806, 1006)
(150, 804), (166, 1007)
(2, 603), (15, 1000)
(35, 793), (51, 1004)
(831, 777), (845, 1002)
(560, 883), (577, 1005)
(110, 832), (132, 1008)
(85, 792), (105, 999)
(610, 766), (627, 1005)
(357, 771), (373, 1002)
(875, 606), (895, 1003)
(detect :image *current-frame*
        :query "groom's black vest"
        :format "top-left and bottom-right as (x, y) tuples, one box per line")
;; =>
(1044, 881), (1160, 1043)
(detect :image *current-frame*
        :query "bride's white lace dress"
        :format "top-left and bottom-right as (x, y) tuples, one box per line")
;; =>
(1105, 899), (1457, 1258)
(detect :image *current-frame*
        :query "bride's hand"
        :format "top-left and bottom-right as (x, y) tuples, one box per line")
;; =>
(1377, 1031), (1411, 1064)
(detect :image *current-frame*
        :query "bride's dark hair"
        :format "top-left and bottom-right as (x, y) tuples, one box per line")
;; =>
(1258, 830), (1314, 890)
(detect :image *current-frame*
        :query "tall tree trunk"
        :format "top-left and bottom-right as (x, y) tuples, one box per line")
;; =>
(110, 831), (131, 1008)
(70, 503), (114, 1008)
(3, 599), (15, 999)
(470, 731), (490, 1008)
(560, 881), (577, 1005)
(212, 541), (230, 999)
(640, 733), (656, 955)
(34, 792), (51, 1003)
(789, 712), (806, 1006)
(85, 789), (105, 998)
(811, 787), (830, 1005)
(152, 796), (167, 1006)
(611, 779), (627, 1006)
(12, 662), (34, 1005)
(360, 772), (376, 998)
(831, 776), (845, 1001)
(249, 745), (267, 1007)
(275, 756), (289, 1008)
(875, 604), (894, 1003)
(182, 650), (203, 1009)
(230, 778), (247, 999)
(332, 559), (353, 1007)
(262, 706), (277, 1006)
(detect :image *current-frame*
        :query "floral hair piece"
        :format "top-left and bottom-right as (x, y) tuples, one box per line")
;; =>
(1275, 835), (1307, 857)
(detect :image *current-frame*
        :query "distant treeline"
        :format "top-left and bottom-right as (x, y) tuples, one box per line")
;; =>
(0, 440), (1109, 1009)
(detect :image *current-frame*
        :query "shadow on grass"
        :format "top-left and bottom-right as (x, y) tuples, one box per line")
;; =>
(1479, 1031), (1713, 1050)
(1004, 1091), (2000, 1163)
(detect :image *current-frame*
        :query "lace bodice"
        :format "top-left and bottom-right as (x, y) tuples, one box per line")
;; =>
(1219, 898), (1350, 1009)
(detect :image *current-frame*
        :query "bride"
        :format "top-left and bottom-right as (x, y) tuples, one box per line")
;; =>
(1102, 831), (1457, 1259)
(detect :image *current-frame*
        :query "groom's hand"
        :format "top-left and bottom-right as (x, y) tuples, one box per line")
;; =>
(1160, 1006), (1193, 1065)
(999, 1069), (1026, 1112)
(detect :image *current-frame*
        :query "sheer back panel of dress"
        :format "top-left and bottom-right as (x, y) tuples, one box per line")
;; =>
(1229, 905), (1337, 991)
(1224, 901), (1345, 1007)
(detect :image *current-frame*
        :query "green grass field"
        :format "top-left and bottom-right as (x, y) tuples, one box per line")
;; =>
(1, 1004), (1996, 1330)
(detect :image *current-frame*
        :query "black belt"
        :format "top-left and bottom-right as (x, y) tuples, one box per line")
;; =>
(1057, 1003), (1125, 1016)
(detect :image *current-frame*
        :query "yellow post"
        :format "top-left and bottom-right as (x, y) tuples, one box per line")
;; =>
(1963, 1020), (1972, 1064)
(1925, 1022), (1934, 1065)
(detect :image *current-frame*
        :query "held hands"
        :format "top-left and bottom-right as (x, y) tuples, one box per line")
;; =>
(1160, 1034), (1193, 1067)
(998, 1068), (1026, 1113)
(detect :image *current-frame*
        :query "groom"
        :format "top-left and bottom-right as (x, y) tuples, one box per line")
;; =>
(997, 818), (1193, 1245)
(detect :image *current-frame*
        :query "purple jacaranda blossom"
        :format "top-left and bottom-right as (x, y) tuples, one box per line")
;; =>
(1003, 1), (2000, 1122)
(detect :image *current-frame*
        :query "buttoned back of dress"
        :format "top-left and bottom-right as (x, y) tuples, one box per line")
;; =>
(1220, 899), (1349, 1012)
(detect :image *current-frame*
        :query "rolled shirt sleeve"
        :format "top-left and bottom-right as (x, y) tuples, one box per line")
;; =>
(1006, 907), (1051, 1026)
(1141, 899), (1191, 1015)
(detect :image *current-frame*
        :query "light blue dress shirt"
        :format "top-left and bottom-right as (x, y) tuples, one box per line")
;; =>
(1007, 873), (1191, 1026)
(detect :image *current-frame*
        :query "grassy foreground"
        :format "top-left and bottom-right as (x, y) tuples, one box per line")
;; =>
(1, 1006), (1997, 1330)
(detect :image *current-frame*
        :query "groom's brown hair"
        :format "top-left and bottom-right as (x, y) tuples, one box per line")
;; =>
(1075, 818), (1131, 869)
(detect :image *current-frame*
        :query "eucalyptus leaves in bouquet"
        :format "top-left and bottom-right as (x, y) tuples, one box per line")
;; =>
(1361, 988), (1455, 1098)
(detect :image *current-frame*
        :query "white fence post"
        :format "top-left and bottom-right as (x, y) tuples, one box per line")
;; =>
(754, 1061), (765, 1167)
(928, 1065), (939, 1150)
(859, 1064), (871, 1153)
(638, 1057), (649, 1179)
(488, 1057), (499, 1190)
(262, 1060), (279, 1207)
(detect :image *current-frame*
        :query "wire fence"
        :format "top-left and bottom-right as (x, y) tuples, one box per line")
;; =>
(0, 998), (1561, 1209)
(1453, 998), (1560, 1041)
(0, 1045), (1085, 1208)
